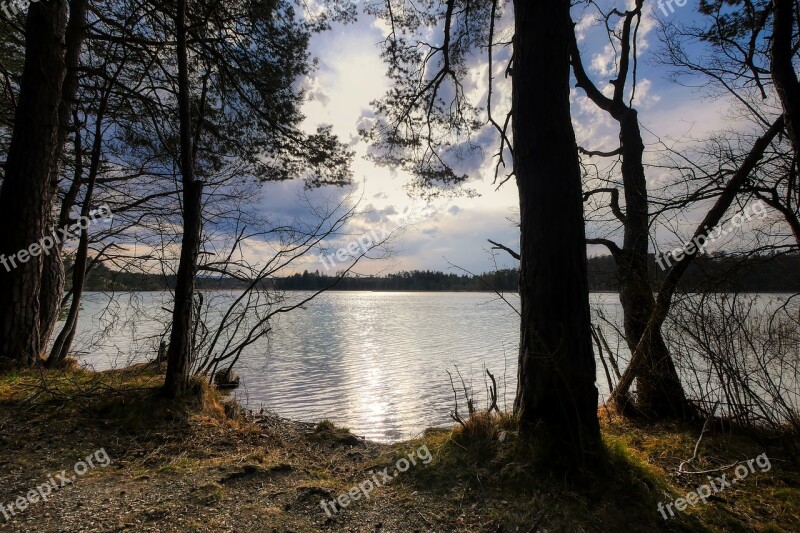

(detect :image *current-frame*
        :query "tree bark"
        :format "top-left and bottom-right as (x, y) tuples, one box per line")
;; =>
(37, 0), (89, 354)
(512, 0), (600, 463)
(164, 0), (203, 397)
(616, 111), (688, 418)
(771, 0), (800, 197)
(0, 1), (69, 365)
(38, 239), (65, 357)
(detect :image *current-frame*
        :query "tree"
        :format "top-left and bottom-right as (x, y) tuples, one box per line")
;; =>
(83, 0), (355, 396)
(607, 0), (799, 410)
(658, 0), (800, 244)
(570, 1), (689, 417)
(38, 0), (89, 355)
(364, 0), (600, 461)
(0, 0), (86, 365)
(47, 48), (123, 368)
(611, 116), (784, 407)
(163, 0), (203, 397)
(512, 0), (600, 459)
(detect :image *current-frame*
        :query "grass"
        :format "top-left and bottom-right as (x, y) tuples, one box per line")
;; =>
(0, 362), (235, 431)
(0, 365), (798, 531)
(396, 406), (799, 531)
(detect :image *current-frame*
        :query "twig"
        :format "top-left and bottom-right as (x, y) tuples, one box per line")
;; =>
(487, 239), (520, 260)
(595, 325), (621, 379)
(678, 401), (719, 475)
(454, 365), (474, 416)
(591, 324), (615, 394)
(445, 370), (466, 428)
(678, 459), (748, 476)
(486, 369), (500, 414)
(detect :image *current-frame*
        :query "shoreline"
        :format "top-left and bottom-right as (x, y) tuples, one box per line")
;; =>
(0, 364), (798, 531)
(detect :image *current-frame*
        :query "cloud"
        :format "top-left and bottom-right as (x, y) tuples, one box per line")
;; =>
(575, 12), (599, 42)
(630, 78), (661, 109)
(247, 2), (744, 274)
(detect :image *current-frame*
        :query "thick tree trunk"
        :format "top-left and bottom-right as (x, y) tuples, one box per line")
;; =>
(0, 1), (69, 365)
(512, 0), (600, 462)
(164, 0), (203, 397)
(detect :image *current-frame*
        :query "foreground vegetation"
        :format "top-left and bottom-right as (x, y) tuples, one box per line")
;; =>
(0, 365), (797, 532)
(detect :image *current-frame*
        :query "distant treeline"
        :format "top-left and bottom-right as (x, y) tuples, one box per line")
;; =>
(590, 253), (800, 292)
(79, 252), (800, 293)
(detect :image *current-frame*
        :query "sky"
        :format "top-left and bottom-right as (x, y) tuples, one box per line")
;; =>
(254, 0), (772, 277)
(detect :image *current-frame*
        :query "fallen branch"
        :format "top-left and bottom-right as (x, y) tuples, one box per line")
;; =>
(678, 401), (719, 475)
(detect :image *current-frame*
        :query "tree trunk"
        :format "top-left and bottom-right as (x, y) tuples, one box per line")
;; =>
(616, 111), (688, 417)
(164, 181), (203, 396)
(46, 220), (87, 367)
(612, 117), (784, 408)
(38, 0), (89, 354)
(771, 0), (800, 198)
(47, 96), (108, 368)
(164, 0), (203, 397)
(38, 243), (65, 357)
(512, 0), (600, 463)
(569, 11), (689, 419)
(617, 261), (687, 417)
(0, 1), (69, 365)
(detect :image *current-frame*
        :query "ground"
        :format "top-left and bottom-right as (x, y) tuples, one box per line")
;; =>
(0, 365), (798, 532)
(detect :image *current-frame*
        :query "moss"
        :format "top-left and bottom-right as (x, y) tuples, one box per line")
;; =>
(310, 419), (363, 446)
(0, 367), (798, 531)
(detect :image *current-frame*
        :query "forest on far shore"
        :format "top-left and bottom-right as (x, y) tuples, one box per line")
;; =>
(78, 252), (800, 293)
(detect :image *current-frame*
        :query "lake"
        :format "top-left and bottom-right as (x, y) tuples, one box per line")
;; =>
(65, 291), (796, 442)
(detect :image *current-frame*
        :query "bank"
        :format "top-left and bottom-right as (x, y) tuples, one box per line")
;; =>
(0, 364), (797, 532)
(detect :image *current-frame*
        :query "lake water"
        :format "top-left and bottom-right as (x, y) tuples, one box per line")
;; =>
(65, 291), (796, 442)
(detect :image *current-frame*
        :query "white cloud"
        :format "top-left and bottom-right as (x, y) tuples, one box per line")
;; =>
(630, 78), (661, 109)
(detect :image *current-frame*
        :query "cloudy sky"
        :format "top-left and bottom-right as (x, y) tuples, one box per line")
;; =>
(257, 1), (762, 276)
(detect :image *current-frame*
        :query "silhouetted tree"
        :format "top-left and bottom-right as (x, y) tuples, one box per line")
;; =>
(364, 0), (600, 462)
(570, 1), (689, 417)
